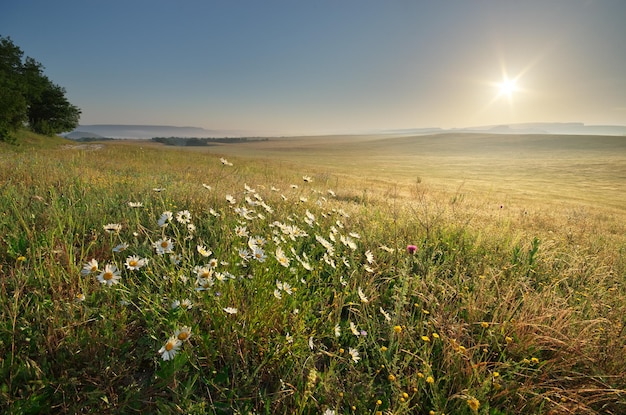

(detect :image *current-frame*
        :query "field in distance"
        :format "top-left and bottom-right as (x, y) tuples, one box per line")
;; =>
(146, 132), (626, 210)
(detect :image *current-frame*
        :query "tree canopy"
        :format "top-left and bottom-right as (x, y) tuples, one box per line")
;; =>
(0, 35), (80, 142)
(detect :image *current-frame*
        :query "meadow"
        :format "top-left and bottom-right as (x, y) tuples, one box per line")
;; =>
(1, 132), (625, 414)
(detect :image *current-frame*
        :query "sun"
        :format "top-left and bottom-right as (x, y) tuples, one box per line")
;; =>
(497, 77), (518, 98)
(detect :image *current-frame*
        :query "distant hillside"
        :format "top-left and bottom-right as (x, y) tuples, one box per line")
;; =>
(65, 131), (106, 140)
(456, 122), (626, 136)
(66, 125), (248, 139)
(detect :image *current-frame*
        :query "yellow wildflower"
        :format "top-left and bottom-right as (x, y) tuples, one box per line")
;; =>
(467, 397), (480, 412)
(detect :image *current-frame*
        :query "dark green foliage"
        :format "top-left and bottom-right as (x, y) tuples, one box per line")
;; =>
(0, 35), (80, 142)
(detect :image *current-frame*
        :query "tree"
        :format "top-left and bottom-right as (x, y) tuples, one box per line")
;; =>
(0, 36), (27, 142)
(28, 78), (81, 135)
(0, 35), (81, 142)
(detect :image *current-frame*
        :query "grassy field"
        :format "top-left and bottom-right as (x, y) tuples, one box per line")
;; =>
(1, 132), (626, 414)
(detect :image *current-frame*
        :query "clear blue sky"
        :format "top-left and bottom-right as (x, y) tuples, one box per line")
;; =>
(2, 0), (625, 135)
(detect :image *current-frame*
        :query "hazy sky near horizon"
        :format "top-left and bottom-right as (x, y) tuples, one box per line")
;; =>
(2, 0), (625, 135)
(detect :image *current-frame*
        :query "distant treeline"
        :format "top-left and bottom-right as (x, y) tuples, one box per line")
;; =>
(151, 136), (269, 146)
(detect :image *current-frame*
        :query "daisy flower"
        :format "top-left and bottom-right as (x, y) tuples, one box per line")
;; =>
(302, 175), (312, 182)
(350, 322), (359, 336)
(251, 247), (267, 262)
(181, 298), (193, 309)
(197, 245), (212, 257)
(195, 266), (213, 279)
(158, 336), (182, 361)
(171, 300), (180, 310)
(125, 255), (147, 270)
(348, 347), (360, 363)
(357, 287), (369, 303)
(196, 277), (214, 291)
(248, 235), (266, 249)
(220, 157), (232, 166)
(154, 238), (174, 255)
(175, 326), (192, 342)
(237, 248), (251, 261)
(273, 289), (282, 299)
(223, 307), (238, 314)
(275, 247), (290, 268)
(103, 223), (122, 234)
(225, 194), (236, 204)
(202, 183), (212, 190)
(365, 250), (374, 264)
(334, 324), (341, 338)
(158, 211), (173, 227)
(81, 258), (99, 276)
(176, 210), (191, 224)
(282, 281), (293, 295)
(96, 264), (121, 286)
(379, 307), (392, 321)
(235, 225), (249, 237)
(112, 242), (129, 253)
(128, 201), (143, 208)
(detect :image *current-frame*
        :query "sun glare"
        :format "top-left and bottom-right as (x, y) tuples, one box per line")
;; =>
(498, 78), (518, 97)
(497, 77), (519, 98)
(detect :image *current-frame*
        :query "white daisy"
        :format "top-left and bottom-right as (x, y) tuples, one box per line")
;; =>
(125, 255), (147, 271)
(96, 264), (121, 286)
(365, 250), (374, 264)
(348, 347), (360, 363)
(197, 245), (212, 257)
(357, 287), (369, 303)
(379, 307), (392, 321)
(158, 336), (182, 361)
(275, 246), (290, 268)
(112, 243), (129, 253)
(223, 307), (238, 314)
(158, 211), (173, 227)
(81, 258), (99, 276)
(175, 326), (192, 342)
(176, 210), (191, 224)
(334, 324), (341, 338)
(103, 223), (122, 234)
(154, 238), (174, 255)
(251, 247), (267, 262)
(128, 201), (143, 208)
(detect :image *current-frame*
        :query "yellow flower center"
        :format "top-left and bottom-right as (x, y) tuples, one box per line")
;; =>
(165, 342), (174, 351)
(178, 332), (189, 341)
(161, 241), (169, 248)
(103, 272), (113, 280)
(129, 260), (137, 267)
(91, 265), (97, 272)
